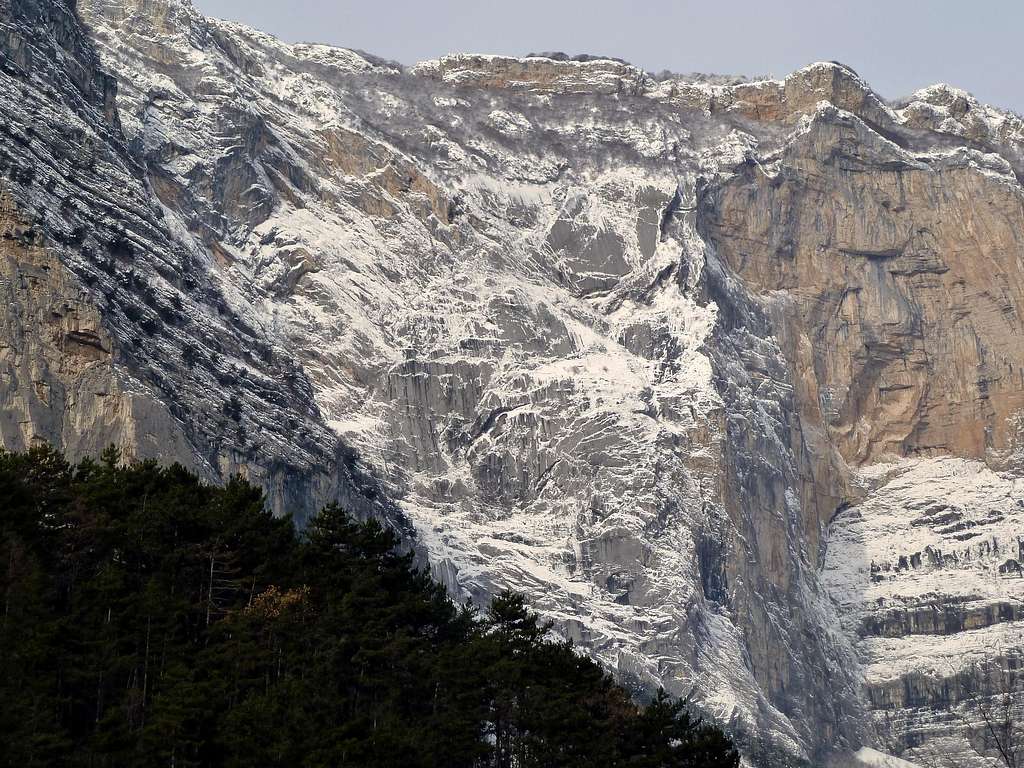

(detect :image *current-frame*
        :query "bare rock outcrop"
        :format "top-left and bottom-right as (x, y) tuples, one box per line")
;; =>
(703, 105), (1024, 469)
(0, 0), (1021, 764)
(0, 0), (398, 521)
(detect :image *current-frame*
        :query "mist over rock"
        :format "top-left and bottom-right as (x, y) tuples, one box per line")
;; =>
(1, 0), (1022, 764)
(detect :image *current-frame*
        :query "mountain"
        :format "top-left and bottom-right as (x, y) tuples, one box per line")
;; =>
(0, 446), (740, 767)
(1, 0), (1023, 764)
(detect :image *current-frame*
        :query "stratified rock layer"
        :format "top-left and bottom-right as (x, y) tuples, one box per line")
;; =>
(0, 0), (397, 519)
(0, 0), (1021, 764)
(822, 458), (1024, 767)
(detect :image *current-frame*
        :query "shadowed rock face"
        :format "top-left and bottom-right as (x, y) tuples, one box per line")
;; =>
(0, 0), (398, 523)
(2, 0), (1023, 764)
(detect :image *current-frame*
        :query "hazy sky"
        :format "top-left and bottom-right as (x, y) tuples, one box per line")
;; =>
(194, 0), (1022, 113)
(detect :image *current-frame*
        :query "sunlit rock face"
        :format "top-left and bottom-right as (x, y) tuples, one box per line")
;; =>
(2, 0), (1023, 763)
(703, 105), (1024, 467)
(822, 458), (1024, 767)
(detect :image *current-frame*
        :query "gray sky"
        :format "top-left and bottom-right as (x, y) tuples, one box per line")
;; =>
(194, 0), (1023, 113)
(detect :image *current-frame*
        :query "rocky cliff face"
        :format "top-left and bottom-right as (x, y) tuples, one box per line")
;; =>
(822, 458), (1024, 766)
(2, 0), (1022, 764)
(0, 0), (397, 521)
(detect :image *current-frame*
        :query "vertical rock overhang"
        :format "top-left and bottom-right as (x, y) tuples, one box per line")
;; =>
(702, 105), (1024, 470)
(700, 99), (1024, 764)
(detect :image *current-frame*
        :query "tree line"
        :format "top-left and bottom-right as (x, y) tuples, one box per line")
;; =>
(0, 446), (739, 767)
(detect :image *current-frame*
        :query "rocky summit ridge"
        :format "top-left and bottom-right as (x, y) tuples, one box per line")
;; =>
(1, 0), (1023, 764)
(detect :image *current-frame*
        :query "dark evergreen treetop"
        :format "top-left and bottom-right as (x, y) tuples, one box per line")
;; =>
(0, 446), (739, 768)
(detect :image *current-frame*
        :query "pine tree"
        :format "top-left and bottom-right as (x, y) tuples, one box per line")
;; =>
(0, 447), (740, 768)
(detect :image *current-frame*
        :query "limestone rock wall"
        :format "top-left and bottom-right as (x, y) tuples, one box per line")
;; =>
(0, 0), (398, 523)
(703, 107), (1024, 468)
(0, 0), (1021, 764)
(0, 190), (195, 463)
